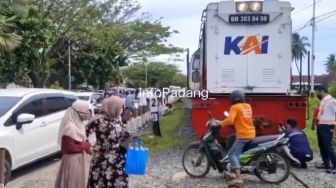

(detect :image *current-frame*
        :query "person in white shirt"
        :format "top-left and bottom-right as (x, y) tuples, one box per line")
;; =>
(137, 89), (149, 113)
(315, 85), (336, 174)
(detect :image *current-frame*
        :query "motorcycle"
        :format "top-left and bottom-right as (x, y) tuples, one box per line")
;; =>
(182, 111), (291, 184)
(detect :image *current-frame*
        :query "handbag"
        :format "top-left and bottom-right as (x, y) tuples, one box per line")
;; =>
(125, 138), (149, 175)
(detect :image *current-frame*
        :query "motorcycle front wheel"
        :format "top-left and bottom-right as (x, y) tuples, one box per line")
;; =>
(182, 143), (210, 178)
(254, 151), (290, 184)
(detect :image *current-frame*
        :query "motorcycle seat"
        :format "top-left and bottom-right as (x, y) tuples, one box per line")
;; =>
(243, 135), (280, 151)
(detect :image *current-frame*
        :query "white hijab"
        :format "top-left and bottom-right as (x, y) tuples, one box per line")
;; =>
(57, 100), (90, 145)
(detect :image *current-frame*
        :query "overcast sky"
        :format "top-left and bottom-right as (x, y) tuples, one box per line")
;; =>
(137, 0), (336, 76)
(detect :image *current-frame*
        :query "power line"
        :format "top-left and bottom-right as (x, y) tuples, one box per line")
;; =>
(294, 9), (336, 32)
(315, 10), (336, 23)
(315, 9), (336, 19)
(293, 0), (322, 16)
(294, 20), (312, 32)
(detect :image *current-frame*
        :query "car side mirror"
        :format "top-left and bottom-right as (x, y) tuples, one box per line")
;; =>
(192, 71), (200, 82)
(192, 54), (200, 70)
(224, 111), (229, 117)
(16, 113), (35, 129)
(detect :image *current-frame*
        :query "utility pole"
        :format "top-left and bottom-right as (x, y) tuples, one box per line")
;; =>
(299, 54), (302, 93)
(145, 62), (147, 88)
(186, 48), (190, 88)
(308, 51), (311, 95)
(68, 39), (71, 90)
(311, 0), (316, 93)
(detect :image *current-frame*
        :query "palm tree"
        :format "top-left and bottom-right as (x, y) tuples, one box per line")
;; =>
(0, 16), (22, 51)
(0, 0), (27, 52)
(325, 53), (336, 73)
(292, 32), (311, 71)
(291, 32), (311, 92)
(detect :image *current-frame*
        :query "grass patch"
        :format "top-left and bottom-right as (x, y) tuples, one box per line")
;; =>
(141, 102), (185, 153)
(305, 97), (319, 153)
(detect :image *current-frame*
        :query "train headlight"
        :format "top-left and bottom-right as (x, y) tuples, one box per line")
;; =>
(236, 2), (249, 12)
(250, 1), (262, 12)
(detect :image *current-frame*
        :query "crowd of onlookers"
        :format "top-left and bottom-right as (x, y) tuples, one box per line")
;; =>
(88, 87), (177, 119)
(54, 87), (181, 188)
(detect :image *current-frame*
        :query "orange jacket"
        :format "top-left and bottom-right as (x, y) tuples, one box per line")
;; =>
(220, 103), (256, 139)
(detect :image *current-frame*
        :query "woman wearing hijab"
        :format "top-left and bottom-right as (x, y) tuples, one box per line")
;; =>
(86, 96), (130, 188)
(55, 100), (93, 188)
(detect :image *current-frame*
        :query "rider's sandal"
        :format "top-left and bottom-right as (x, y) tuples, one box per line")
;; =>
(223, 171), (236, 179)
(228, 178), (243, 185)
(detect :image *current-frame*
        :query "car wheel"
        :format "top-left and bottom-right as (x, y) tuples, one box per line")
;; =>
(4, 158), (11, 185)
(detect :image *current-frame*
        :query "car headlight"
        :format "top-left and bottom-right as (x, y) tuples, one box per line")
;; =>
(250, 1), (262, 12)
(236, 2), (249, 12)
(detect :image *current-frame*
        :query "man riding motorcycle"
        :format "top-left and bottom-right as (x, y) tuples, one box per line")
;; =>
(219, 90), (256, 186)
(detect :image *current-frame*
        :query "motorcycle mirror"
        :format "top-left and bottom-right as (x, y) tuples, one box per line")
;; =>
(224, 111), (229, 117)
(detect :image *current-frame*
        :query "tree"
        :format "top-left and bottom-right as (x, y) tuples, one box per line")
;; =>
(329, 82), (336, 98)
(0, 0), (183, 88)
(292, 32), (310, 64)
(325, 53), (336, 73)
(171, 73), (187, 87)
(0, 0), (27, 52)
(291, 32), (310, 93)
(122, 62), (182, 88)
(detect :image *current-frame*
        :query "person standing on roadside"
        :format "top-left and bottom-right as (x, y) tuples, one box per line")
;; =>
(314, 85), (336, 173)
(149, 90), (161, 137)
(86, 96), (130, 188)
(55, 100), (94, 188)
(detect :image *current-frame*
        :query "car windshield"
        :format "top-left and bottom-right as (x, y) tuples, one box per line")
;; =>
(78, 96), (90, 101)
(0, 96), (21, 118)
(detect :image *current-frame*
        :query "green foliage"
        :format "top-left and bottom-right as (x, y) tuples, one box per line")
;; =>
(0, 0), (27, 52)
(305, 97), (320, 153)
(171, 73), (187, 87)
(291, 32), (310, 75)
(142, 102), (185, 153)
(50, 81), (62, 89)
(122, 62), (183, 88)
(0, 0), (182, 88)
(292, 32), (310, 61)
(325, 54), (336, 73)
(329, 82), (336, 98)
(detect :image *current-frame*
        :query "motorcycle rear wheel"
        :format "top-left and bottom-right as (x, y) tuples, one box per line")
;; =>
(182, 143), (210, 178)
(254, 151), (290, 184)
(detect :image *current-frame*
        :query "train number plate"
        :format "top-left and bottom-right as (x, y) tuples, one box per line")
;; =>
(229, 14), (269, 24)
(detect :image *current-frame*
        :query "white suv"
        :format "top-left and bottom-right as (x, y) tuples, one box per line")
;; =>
(74, 92), (104, 115)
(0, 88), (78, 184)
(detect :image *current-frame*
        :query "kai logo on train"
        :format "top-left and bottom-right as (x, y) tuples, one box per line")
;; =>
(224, 35), (269, 55)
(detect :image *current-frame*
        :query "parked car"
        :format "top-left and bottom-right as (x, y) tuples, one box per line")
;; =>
(0, 88), (78, 184)
(105, 86), (127, 98)
(74, 92), (103, 114)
